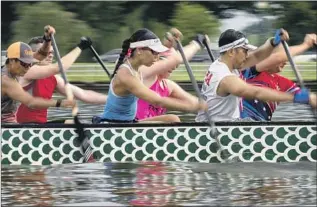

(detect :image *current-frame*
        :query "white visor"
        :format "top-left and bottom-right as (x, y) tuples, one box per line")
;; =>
(219, 38), (257, 53)
(130, 39), (168, 53)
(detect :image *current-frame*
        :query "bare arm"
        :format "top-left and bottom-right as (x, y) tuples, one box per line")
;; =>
(24, 47), (82, 80)
(140, 42), (201, 79)
(219, 75), (294, 102)
(256, 34), (316, 72)
(117, 68), (199, 112)
(33, 40), (52, 61)
(309, 93), (316, 108)
(2, 76), (58, 109)
(55, 75), (107, 104)
(166, 79), (198, 106)
(33, 25), (56, 61)
(239, 38), (275, 70)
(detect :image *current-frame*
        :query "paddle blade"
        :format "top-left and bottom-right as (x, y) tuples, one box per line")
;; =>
(74, 115), (96, 163)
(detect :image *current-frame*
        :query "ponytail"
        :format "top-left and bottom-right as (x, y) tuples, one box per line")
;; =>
(111, 38), (131, 79)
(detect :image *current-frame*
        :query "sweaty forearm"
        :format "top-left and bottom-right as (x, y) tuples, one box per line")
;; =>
(157, 96), (196, 112)
(75, 90), (107, 104)
(179, 41), (201, 62)
(241, 39), (275, 69)
(252, 39), (275, 63)
(244, 86), (294, 102)
(27, 98), (57, 109)
(33, 41), (52, 61)
(53, 47), (82, 72)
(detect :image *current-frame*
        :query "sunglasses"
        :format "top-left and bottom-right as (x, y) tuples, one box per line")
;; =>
(19, 60), (33, 68)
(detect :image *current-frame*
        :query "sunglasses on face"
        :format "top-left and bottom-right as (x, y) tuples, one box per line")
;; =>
(19, 60), (33, 68)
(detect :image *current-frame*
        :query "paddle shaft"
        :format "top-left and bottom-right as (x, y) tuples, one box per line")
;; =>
(51, 34), (95, 163)
(89, 45), (111, 78)
(51, 35), (69, 85)
(281, 40), (317, 118)
(203, 40), (215, 62)
(175, 40), (226, 155)
(281, 41), (305, 88)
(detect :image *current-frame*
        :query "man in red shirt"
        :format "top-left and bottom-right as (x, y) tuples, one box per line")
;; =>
(16, 36), (107, 123)
(241, 33), (317, 120)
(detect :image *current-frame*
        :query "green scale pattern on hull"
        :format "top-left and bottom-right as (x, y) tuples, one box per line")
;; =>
(1, 124), (316, 165)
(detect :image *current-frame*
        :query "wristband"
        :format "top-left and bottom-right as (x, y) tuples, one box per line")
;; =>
(43, 34), (51, 42)
(55, 99), (62, 107)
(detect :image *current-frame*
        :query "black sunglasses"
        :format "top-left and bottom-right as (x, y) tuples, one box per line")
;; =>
(19, 60), (33, 68)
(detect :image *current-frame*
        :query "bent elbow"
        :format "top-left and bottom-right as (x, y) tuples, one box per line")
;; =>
(151, 98), (162, 107)
(27, 102), (37, 109)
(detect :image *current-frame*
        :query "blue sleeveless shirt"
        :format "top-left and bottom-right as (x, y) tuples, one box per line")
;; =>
(101, 64), (140, 121)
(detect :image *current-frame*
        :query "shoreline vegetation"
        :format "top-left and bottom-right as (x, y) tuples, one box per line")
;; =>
(65, 62), (317, 82)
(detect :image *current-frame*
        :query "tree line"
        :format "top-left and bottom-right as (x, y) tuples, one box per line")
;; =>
(1, 1), (316, 62)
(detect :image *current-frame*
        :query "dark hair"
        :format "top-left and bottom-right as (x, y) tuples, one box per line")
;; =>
(218, 29), (246, 54)
(5, 58), (19, 65)
(28, 36), (45, 52)
(111, 28), (159, 78)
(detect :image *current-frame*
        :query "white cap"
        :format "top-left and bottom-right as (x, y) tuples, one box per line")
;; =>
(130, 39), (168, 53)
(219, 38), (257, 53)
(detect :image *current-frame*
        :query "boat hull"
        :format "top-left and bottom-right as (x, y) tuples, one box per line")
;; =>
(1, 122), (316, 165)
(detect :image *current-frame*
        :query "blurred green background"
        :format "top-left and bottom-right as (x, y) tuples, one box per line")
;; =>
(2, 1), (316, 60)
(1, 1), (316, 81)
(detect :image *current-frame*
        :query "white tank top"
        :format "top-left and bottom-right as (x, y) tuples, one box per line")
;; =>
(196, 60), (241, 122)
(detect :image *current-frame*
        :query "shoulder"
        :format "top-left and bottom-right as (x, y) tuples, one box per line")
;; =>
(209, 60), (230, 74)
(116, 66), (133, 77)
(164, 78), (177, 89)
(2, 75), (19, 90)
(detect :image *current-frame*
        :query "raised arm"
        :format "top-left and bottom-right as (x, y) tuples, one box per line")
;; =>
(24, 37), (92, 80)
(55, 75), (107, 104)
(2, 76), (75, 109)
(140, 42), (201, 79)
(24, 47), (82, 80)
(33, 25), (55, 61)
(240, 28), (290, 69)
(256, 33), (317, 72)
(117, 68), (204, 112)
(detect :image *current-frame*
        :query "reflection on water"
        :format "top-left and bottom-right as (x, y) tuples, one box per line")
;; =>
(1, 161), (316, 206)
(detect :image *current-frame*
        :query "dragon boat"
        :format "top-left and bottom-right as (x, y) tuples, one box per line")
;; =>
(1, 121), (316, 165)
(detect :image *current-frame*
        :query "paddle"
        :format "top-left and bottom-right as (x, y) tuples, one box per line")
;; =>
(175, 39), (230, 162)
(281, 40), (317, 119)
(50, 34), (95, 163)
(89, 45), (112, 79)
(203, 39), (215, 62)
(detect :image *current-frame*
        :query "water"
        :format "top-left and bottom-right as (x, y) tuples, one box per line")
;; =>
(1, 161), (316, 206)
(48, 93), (316, 122)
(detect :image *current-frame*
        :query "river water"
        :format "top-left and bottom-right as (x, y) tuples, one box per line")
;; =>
(1, 161), (316, 206)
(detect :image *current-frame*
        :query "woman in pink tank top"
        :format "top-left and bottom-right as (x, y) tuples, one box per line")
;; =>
(136, 78), (170, 119)
(136, 28), (207, 122)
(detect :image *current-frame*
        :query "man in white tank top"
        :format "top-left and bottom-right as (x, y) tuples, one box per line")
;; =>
(196, 29), (314, 122)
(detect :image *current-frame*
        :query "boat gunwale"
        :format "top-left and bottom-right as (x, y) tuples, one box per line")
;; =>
(1, 121), (316, 129)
